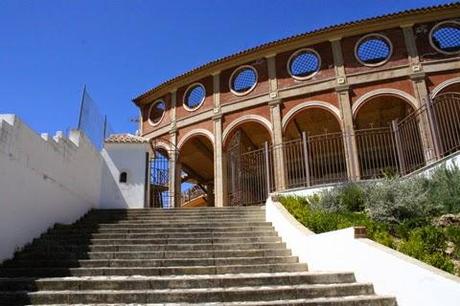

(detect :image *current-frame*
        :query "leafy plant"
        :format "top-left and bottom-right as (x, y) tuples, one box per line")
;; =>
(364, 177), (438, 224)
(427, 164), (460, 214)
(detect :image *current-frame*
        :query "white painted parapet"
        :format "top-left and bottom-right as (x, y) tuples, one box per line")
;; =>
(266, 197), (460, 306)
(0, 115), (102, 261)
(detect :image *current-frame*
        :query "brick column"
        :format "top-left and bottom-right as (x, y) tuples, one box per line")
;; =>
(331, 39), (360, 180)
(267, 55), (286, 190)
(402, 25), (438, 162)
(212, 72), (225, 207)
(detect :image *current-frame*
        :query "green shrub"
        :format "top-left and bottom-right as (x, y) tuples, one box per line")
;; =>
(393, 218), (430, 240)
(364, 177), (438, 223)
(307, 183), (365, 213)
(445, 226), (460, 259)
(398, 226), (454, 273)
(338, 183), (366, 212)
(373, 231), (395, 248)
(423, 253), (455, 273)
(427, 164), (460, 214)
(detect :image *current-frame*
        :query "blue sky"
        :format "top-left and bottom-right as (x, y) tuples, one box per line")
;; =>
(0, 0), (454, 136)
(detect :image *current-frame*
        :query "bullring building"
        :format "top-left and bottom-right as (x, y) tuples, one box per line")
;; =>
(126, 4), (460, 209)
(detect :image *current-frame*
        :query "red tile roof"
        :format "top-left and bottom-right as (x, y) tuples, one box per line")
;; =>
(105, 134), (148, 144)
(132, 2), (460, 104)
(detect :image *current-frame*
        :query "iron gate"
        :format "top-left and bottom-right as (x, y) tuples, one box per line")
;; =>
(226, 131), (275, 206)
(150, 148), (170, 208)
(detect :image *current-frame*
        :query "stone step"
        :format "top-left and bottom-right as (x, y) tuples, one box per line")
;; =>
(3, 256), (299, 269)
(78, 213), (265, 222)
(12, 296), (397, 306)
(14, 248), (293, 261)
(0, 271), (356, 291)
(25, 241), (287, 253)
(0, 262), (308, 277)
(42, 230), (279, 240)
(207, 295), (397, 305)
(70, 221), (272, 228)
(0, 283), (375, 304)
(86, 211), (265, 218)
(75, 218), (266, 227)
(33, 236), (281, 246)
(92, 207), (264, 213)
(50, 225), (276, 234)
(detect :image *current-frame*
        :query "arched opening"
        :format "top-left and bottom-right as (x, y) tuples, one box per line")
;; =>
(150, 148), (170, 208)
(283, 107), (347, 187)
(178, 134), (214, 207)
(354, 95), (424, 177)
(224, 120), (273, 206)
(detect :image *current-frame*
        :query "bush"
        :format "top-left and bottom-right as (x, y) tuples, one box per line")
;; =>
(427, 164), (460, 214)
(364, 176), (438, 224)
(398, 226), (454, 273)
(445, 226), (460, 259)
(308, 183), (365, 213)
(339, 183), (366, 212)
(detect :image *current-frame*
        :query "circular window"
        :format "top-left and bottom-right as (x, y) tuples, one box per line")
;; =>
(230, 65), (258, 95)
(430, 21), (460, 55)
(184, 83), (206, 111)
(355, 34), (393, 67)
(288, 49), (321, 80)
(148, 100), (166, 126)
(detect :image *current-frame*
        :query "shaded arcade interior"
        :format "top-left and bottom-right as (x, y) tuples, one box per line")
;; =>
(178, 135), (215, 207)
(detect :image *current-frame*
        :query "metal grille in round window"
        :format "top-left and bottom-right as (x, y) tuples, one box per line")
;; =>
(355, 34), (392, 66)
(288, 49), (320, 79)
(149, 100), (165, 125)
(184, 84), (205, 110)
(230, 66), (257, 95)
(430, 21), (460, 54)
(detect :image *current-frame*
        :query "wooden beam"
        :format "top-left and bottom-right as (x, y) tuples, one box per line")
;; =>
(181, 163), (207, 183)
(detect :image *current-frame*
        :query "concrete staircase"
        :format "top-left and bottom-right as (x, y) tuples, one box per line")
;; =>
(0, 206), (396, 305)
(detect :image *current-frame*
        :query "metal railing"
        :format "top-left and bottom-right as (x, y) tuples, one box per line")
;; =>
(430, 93), (460, 158)
(181, 185), (206, 204)
(220, 92), (460, 206)
(283, 132), (347, 189)
(227, 142), (275, 206)
(355, 127), (398, 179)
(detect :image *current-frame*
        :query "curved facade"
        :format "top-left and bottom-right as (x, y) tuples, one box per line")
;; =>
(136, 4), (460, 207)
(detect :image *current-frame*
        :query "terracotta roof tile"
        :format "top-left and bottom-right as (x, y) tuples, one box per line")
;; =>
(105, 134), (148, 144)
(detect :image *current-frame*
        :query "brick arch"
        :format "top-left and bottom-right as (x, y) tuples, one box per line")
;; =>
(281, 101), (343, 132)
(352, 88), (418, 118)
(177, 129), (215, 151)
(430, 77), (460, 99)
(151, 140), (172, 156)
(222, 114), (273, 148)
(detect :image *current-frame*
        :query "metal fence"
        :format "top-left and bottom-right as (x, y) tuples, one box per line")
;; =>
(284, 132), (348, 189)
(430, 93), (460, 158)
(231, 92), (460, 200)
(355, 127), (398, 179)
(77, 86), (113, 150)
(227, 142), (275, 206)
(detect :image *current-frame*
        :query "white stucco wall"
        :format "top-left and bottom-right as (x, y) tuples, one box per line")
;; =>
(266, 198), (460, 306)
(0, 114), (103, 261)
(99, 142), (149, 209)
